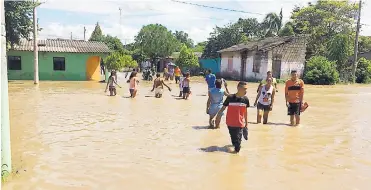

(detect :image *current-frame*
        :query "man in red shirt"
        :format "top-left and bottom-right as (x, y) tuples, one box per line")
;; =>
(215, 81), (250, 153)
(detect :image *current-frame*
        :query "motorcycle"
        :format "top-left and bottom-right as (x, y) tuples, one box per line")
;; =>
(142, 68), (154, 81)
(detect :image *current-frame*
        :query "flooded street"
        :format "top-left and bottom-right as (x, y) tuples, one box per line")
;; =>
(3, 74), (371, 190)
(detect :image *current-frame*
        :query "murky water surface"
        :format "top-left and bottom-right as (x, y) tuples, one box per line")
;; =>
(3, 74), (371, 190)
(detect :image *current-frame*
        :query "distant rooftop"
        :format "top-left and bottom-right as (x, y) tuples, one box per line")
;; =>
(11, 39), (112, 53)
(218, 36), (306, 53)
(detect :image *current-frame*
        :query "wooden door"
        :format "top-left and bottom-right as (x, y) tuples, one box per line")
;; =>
(272, 54), (282, 79)
(240, 51), (247, 80)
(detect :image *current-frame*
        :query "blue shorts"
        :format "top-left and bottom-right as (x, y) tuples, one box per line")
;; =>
(208, 104), (224, 117)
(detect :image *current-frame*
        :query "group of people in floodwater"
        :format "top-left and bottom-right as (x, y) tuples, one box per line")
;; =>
(105, 67), (308, 154)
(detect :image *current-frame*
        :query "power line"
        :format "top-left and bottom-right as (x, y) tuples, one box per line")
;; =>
(170, 0), (266, 16)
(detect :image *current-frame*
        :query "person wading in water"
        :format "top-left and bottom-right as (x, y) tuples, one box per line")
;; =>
(253, 77), (275, 124)
(105, 71), (121, 96)
(285, 70), (305, 126)
(151, 73), (171, 98)
(206, 79), (230, 128)
(214, 81), (250, 154)
(257, 71), (278, 93)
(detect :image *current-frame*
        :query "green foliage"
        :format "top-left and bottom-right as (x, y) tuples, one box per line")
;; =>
(176, 44), (199, 69)
(174, 31), (194, 51)
(135, 24), (177, 62)
(359, 36), (371, 53)
(303, 56), (340, 85)
(89, 22), (104, 41)
(104, 35), (124, 52)
(290, 0), (358, 57)
(355, 58), (371, 84)
(279, 22), (295, 37)
(4, 1), (37, 46)
(202, 20), (253, 58)
(261, 9), (283, 37)
(192, 41), (206, 52)
(327, 33), (353, 72)
(104, 52), (138, 71)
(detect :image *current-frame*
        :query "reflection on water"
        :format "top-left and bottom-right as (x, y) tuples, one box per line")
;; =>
(3, 76), (371, 190)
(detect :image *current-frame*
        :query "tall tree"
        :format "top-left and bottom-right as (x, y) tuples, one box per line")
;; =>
(5, 1), (36, 47)
(358, 36), (371, 53)
(176, 44), (199, 69)
(104, 35), (124, 52)
(135, 24), (177, 65)
(89, 22), (104, 41)
(174, 30), (194, 50)
(327, 33), (353, 72)
(193, 41), (207, 52)
(279, 22), (295, 37)
(290, 0), (358, 58)
(262, 9), (283, 37)
(202, 23), (248, 58)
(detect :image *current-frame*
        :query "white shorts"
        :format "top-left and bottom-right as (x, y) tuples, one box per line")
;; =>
(155, 87), (163, 95)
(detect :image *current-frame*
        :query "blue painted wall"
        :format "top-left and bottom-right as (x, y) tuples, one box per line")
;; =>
(199, 58), (221, 73)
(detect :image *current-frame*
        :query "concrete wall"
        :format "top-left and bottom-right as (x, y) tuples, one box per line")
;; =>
(220, 52), (241, 79)
(199, 58), (221, 74)
(279, 40), (306, 79)
(7, 50), (106, 81)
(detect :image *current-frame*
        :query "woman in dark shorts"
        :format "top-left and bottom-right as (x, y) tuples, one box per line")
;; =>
(253, 77), (275, 124)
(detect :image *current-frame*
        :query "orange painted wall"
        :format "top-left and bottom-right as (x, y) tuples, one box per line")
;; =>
(86, 56), (101, 81)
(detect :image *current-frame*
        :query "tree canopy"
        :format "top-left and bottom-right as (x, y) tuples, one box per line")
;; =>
(174, 31), (194, 50)
(176, 44), (199, 69)
(135, 24), (177, 62)
(5, 1), (37, 47)
(104, 52), (138, 71)
(89, 22), (104, 41)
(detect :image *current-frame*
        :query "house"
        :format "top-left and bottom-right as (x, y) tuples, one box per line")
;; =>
(218, 36), (307, 80)
(7, 39), (111, 81)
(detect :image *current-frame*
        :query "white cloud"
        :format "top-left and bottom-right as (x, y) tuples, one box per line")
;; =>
(38, 0), (371, 44)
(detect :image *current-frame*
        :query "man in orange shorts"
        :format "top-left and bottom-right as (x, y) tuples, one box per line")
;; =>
(285, 70), (304, 126)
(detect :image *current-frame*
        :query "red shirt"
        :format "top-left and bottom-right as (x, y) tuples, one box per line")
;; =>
(223, 94), (250, 128)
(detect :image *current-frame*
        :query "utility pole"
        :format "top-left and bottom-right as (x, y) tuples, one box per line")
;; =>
(84, 26), (86, 41)
(1, 0), (12, 177)
(119, 7), (124, 48)
(352, 0), (362, 83)
(33, 0), (39, 84)
(70, 32), (72, 40)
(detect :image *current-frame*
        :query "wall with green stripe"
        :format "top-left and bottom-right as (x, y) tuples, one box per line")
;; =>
(7, 50), (107, 81)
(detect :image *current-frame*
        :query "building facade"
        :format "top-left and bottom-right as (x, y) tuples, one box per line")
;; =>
(7, 39), (111, 81)
(218, 36), (306, 80)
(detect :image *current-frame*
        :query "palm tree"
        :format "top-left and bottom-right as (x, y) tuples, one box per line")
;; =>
(262, 8), (283, 37)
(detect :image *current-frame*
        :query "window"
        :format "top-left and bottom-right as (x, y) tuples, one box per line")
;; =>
(53, 57), (66, 71)
(227, 56), (233, 72)
(253, 53), (262, 73)
(8, 56), (22, 70)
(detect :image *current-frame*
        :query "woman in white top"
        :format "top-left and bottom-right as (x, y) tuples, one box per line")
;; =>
(253, 77), (276, 124)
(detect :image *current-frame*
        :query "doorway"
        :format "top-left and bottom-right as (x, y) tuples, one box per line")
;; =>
(86, 56), (101, 81)
(272, 54), (282, 79)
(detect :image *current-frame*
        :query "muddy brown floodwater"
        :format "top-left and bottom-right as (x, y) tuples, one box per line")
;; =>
(2, 74), (371, 190)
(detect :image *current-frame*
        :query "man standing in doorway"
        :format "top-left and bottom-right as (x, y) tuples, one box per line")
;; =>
(205, 69), (216, 91)
(257, 71), (278, 93)
(285, 70), (304, 126)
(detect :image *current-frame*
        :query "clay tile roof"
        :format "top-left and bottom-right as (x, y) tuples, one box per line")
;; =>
(218, 35), (305, 53)
(12, 39), (112, 53)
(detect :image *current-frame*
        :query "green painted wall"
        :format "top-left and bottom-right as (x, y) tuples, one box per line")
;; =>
(7, 50), (107, 81)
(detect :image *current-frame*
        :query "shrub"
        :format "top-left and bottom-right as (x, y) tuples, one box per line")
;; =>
(104, 52), (138, 71)
(356, 58), (371, 84)
(303, 56), (339, 85)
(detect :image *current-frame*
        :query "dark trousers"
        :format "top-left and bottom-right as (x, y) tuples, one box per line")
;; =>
(228, 127), (243, 152)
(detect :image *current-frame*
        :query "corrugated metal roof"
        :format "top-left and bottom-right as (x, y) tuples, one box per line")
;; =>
(11, 39), (112, 53)
(218, 36), (303, 53)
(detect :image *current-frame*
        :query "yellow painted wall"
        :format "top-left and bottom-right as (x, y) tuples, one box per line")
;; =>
(86, 56), (101, 81)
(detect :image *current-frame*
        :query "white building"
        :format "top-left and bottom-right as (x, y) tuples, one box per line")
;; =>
(218, 36), (307, 81)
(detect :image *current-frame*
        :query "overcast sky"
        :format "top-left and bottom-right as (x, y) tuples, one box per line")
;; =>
(36, 0), (371, 44)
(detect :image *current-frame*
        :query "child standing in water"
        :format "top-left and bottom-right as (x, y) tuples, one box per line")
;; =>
(182, 72), (191, 100)
(105, 71), (121, 96)
(128, 71), (139, 98)
(206, 79), (229, 128)
(179, 73), (185, 97)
